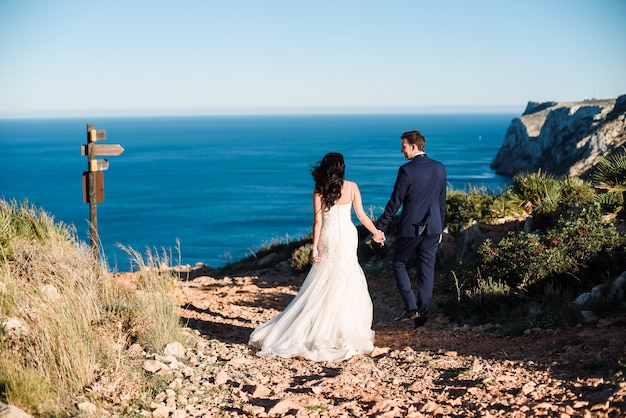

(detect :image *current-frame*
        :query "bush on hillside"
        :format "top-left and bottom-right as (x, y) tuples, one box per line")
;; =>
(558, 176), (596, 210)
(476, 205), (625, 289)
(291, 243), (312, 274)
(504, 169), (564, 228)
(446, 187), (495, 234)
(448, 203), (626, 327)
(439, 160), (626, 328)
(0, 199), (186, 416)
(593, 150), (626, 217)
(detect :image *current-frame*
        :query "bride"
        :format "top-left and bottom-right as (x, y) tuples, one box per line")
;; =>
(249, 152), (385, 362)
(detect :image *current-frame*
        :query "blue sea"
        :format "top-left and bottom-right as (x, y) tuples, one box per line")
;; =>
(0, 114), (514, 269)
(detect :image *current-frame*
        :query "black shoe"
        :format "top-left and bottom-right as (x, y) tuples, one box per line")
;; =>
(414, 316), (428, 329)
(394, 309), (419, 321)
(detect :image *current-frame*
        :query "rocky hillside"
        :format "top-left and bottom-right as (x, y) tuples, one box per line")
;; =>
(491, 95), (626, 178)
(101, 264), (626, 417)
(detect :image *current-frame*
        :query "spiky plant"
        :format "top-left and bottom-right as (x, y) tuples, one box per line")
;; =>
(559, 176), (595, 209)
(505, 169), (562, 216)
(593, 150), (626, 215)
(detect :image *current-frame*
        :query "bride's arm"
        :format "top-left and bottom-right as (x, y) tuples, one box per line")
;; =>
(311, 191), (323, 262)
(351, 182), (383, 239)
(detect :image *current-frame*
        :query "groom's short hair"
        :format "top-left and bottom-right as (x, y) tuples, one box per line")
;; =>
(401, 130), (426, 151)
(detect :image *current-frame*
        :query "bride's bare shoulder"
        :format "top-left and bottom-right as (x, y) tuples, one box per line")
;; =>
(342, 180), (356, 194)
(345, 180), (360, 193)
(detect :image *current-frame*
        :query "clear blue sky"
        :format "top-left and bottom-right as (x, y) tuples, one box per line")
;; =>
(1, 0), (625, 118)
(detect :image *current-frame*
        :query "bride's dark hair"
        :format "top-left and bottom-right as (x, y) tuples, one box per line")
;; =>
(312, 152), (345, 211)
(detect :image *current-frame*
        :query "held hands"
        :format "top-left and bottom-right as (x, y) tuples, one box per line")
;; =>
(372, 229), (386, 246)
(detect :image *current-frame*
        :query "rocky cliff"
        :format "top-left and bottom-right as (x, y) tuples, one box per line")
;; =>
(491, 94), (626, 178)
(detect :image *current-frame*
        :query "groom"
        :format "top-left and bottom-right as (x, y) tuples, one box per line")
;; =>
(374, 130), (447, 329)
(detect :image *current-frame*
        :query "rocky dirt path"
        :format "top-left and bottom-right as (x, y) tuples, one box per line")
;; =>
(140, 260), (626, 418)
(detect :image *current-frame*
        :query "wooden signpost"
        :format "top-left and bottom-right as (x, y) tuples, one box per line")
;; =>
(82, 123), (124, 258)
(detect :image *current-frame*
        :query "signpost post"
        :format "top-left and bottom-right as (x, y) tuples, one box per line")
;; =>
(83, 124), (124, 259)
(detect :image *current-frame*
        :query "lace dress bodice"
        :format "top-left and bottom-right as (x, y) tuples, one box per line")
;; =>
(318, 203), (358, 261)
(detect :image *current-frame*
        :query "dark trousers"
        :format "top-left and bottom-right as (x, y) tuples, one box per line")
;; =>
(392, 234), (440, 316)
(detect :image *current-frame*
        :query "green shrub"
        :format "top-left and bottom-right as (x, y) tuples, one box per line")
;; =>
(545, 206), (624, 283)
(488, 194), (525, 220)
(463, 277), (520, 321)
(451, 201), (626, 325)
(504, 170), (562, 225)
(593, 150), (626, 216)
(446, 187), (495, 233)
(558, 176), (595, 210)
(444, 174), (592, 232)
(474, 204), (625, 291)
(594, 150), (626, 189)
(476, 233), (548, 289)
(291, 244), (312, 274)
(506, 170), (561, 213)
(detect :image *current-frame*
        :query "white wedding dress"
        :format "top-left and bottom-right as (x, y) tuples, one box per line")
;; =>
(249, 202), (375, 362)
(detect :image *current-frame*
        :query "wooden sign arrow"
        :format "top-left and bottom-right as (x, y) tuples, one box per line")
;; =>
(89, 129), (106, 142)
(90, 159), (109, 171)
(94, 143), (124, 156)
(89, 143), (124, 156)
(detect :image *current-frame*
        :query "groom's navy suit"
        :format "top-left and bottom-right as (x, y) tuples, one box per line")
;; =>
(376, 153), (447, 318)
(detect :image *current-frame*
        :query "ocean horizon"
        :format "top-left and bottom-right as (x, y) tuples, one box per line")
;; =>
(0, 113), (515, 269)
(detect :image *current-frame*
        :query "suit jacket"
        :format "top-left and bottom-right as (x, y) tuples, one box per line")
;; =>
(376, 154), (447, 237)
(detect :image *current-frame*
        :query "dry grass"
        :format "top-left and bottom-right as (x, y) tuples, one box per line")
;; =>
(0, 200), (186, 416)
